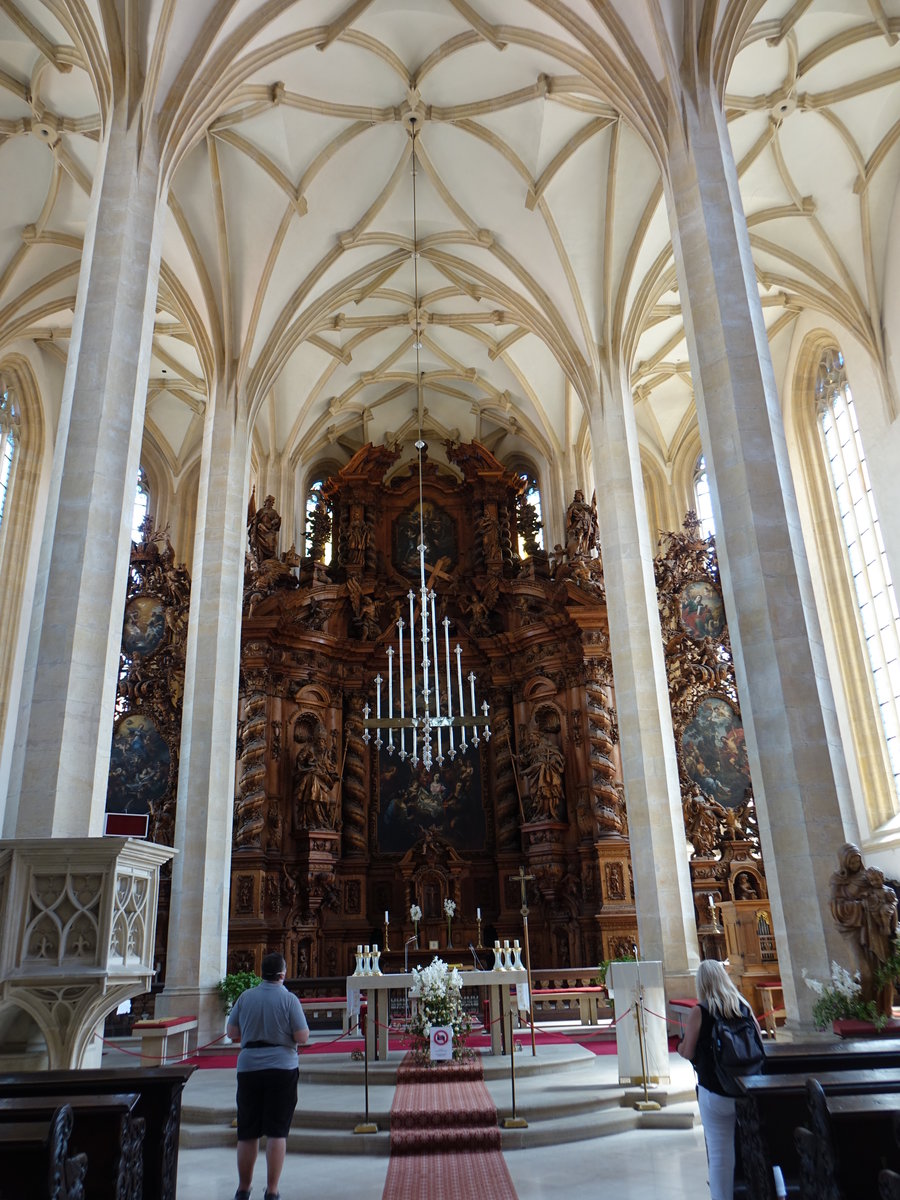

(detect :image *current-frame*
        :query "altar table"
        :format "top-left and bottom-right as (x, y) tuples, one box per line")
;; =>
(346, 969), (528, 1061)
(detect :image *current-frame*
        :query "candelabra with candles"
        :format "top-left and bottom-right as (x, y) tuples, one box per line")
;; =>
(360, 120), (490, 769)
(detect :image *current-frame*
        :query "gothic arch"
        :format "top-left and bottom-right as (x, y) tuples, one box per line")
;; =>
(787, 330), (898, 837)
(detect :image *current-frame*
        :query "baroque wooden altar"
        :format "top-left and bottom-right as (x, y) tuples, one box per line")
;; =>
(228, 441), (637, 976)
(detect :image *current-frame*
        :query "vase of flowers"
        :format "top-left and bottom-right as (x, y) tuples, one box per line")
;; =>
(407, 956), (471, 1062)
(410, 903), (422, 948)
(444, 898), (456, 948)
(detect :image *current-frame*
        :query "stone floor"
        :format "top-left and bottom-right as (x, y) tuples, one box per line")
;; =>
(177, 1126), (712, 1199)
(171, 1039), (712, 1198)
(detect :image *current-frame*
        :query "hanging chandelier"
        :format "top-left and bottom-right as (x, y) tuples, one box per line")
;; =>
(361, 119), (490, 771)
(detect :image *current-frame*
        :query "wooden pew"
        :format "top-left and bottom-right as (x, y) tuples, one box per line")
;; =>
(761, 1039), (900, 1075)
(735, 1067), (900, 1200)
(0, 1094), (142, 1200)
(796, 1079), (900, 1200)
(0, 1104), (88, 1200)
(0, 1065), (193, 1200)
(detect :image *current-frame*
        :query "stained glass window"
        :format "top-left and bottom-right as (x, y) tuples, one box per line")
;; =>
(514, 465), (544, 557)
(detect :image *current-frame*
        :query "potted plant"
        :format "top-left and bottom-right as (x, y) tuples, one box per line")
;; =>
(217, 970), (261, 1016)
(803, 961), (888, 1033)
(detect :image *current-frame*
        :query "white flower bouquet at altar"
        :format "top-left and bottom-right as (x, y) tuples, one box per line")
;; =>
(407, 956), (471, 1062)
(444, 897), (456, 947)
(410, 903), (422, 946)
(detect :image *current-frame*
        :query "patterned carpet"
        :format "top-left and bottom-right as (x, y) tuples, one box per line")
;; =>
(381, 1054), (519, 1199)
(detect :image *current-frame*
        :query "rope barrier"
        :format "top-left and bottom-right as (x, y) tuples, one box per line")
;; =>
(95, 1030), (228, 1065)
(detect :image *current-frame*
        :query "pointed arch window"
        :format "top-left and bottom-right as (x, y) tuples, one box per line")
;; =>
(0, 381), (19, 535)
(131, 466), (150, 542)
(512, 464), (544, 557)
(305, 477), (332, 565)
(693, 455), (716, 539)
(817, 347), (900, 799)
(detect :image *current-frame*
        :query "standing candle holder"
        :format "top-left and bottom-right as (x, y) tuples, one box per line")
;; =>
(476, 916), (483, 950)
(383, 921), (390, 952)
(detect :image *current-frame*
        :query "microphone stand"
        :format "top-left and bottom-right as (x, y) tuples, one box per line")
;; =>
(469, 942), (484, 970)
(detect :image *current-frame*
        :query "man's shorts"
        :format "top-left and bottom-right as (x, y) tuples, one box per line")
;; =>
(236, 1068), (299, 1139)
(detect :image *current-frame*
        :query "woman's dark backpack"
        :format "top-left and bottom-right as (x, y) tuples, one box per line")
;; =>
(711, 1006), (766, 1095)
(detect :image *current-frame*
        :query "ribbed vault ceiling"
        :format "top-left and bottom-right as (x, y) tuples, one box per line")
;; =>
(1, 0), (899, 484)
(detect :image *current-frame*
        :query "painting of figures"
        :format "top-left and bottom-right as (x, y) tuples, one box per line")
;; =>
(680, 696), (751, 809)
(393, 501), (458, 578)
(122, 595), (167, 657)
(106, 713), (171, 814)
(679, 581), (726, 641)
(377, 751), (485, 854)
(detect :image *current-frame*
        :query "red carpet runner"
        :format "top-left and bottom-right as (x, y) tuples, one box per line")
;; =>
(381, 1054), (519, 1200)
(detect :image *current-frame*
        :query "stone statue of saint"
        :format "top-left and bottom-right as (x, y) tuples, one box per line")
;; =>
(294, 729), (340, 831)
(830, 842), (898, 1017)
(520, 729), (565, 823)
(565, 489), (599, 558)
(248, 495), (281, 562)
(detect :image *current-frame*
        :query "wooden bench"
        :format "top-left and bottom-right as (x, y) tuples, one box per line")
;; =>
(0, 1093), (142, 1200)
(532, 987), (607, 1025)
(0, 1105), (87, 1200)
(131, 1015), (198, 1066)
(796, 1079), (900, 1200)
(0, 1065), (194, 1200)
(736, 1067), (900, 1200)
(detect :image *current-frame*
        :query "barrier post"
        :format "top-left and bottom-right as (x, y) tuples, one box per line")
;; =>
(501, 1009), (528, 1129)
(353, 1021), (378, 1134)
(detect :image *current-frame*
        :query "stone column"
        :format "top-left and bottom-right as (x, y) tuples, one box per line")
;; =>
(8, 109), (164, 837)
(664, 78), (856, 1025)
(155, 379), (250, 1042)
(589, 374), (700, 993)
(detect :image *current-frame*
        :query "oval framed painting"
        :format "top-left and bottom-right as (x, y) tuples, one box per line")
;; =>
(122, 595), (166, 657)
(680, 696), (750, 809)
(678, 581), (726, 641)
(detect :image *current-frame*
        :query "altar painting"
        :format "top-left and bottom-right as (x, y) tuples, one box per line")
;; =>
(122, 595), (166, 657)
(679, 581), (725, 641)
(107, 713), (171, 814)
(393, 501), (458, 578)
(377, 752), (484, 853)
(680, 697), (750, 809)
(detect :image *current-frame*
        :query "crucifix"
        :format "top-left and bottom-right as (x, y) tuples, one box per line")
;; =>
(508, 865), (537, 1057)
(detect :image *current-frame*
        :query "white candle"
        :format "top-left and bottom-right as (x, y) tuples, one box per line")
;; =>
(384, 910), (389, 924)
(477, 907), (481, 919)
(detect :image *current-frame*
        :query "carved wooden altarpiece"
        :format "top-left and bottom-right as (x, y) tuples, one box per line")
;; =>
(104, 516), (192, 979)
(655, 515), (777, 994)
(230, 442), (636, 977)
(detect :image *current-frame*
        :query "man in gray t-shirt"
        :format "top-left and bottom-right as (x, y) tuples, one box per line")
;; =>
(227, 953), (309, 1200)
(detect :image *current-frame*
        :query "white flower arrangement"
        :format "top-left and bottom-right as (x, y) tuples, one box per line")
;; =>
(443, 898), (456, 918)
(802, 961), (882, 1029)
(410, 904), (422, 924)
(407, 956), (471, 1060)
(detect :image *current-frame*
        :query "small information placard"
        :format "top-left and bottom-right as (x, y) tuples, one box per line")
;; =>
(429, 1025), (453, 1061)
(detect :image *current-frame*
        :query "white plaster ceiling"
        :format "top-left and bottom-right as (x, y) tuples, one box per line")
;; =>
(0, 0), (899, 485)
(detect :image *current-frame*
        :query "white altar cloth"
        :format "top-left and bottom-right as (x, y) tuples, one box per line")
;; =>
(346, 968), (528, 1060)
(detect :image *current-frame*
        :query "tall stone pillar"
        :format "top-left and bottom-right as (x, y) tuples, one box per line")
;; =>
(589, 376), (700, 992)
(155, 379), (250, 1042)
(664, 77), (856, 1025)
(8, 109), (164, 837)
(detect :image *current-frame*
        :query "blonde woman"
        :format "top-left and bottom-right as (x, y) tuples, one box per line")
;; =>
(677, 960), (762, 1200)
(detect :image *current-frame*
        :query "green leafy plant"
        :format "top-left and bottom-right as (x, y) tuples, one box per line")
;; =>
(217, 971), (261, 1014)
(593, 954), (636, 989)
(803, 962), (885, 1031)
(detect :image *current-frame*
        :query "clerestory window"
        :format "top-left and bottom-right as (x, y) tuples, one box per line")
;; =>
(693, 455), (716, 540)
(816, 347), (900, 801)
(0, 382), (19, 536)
